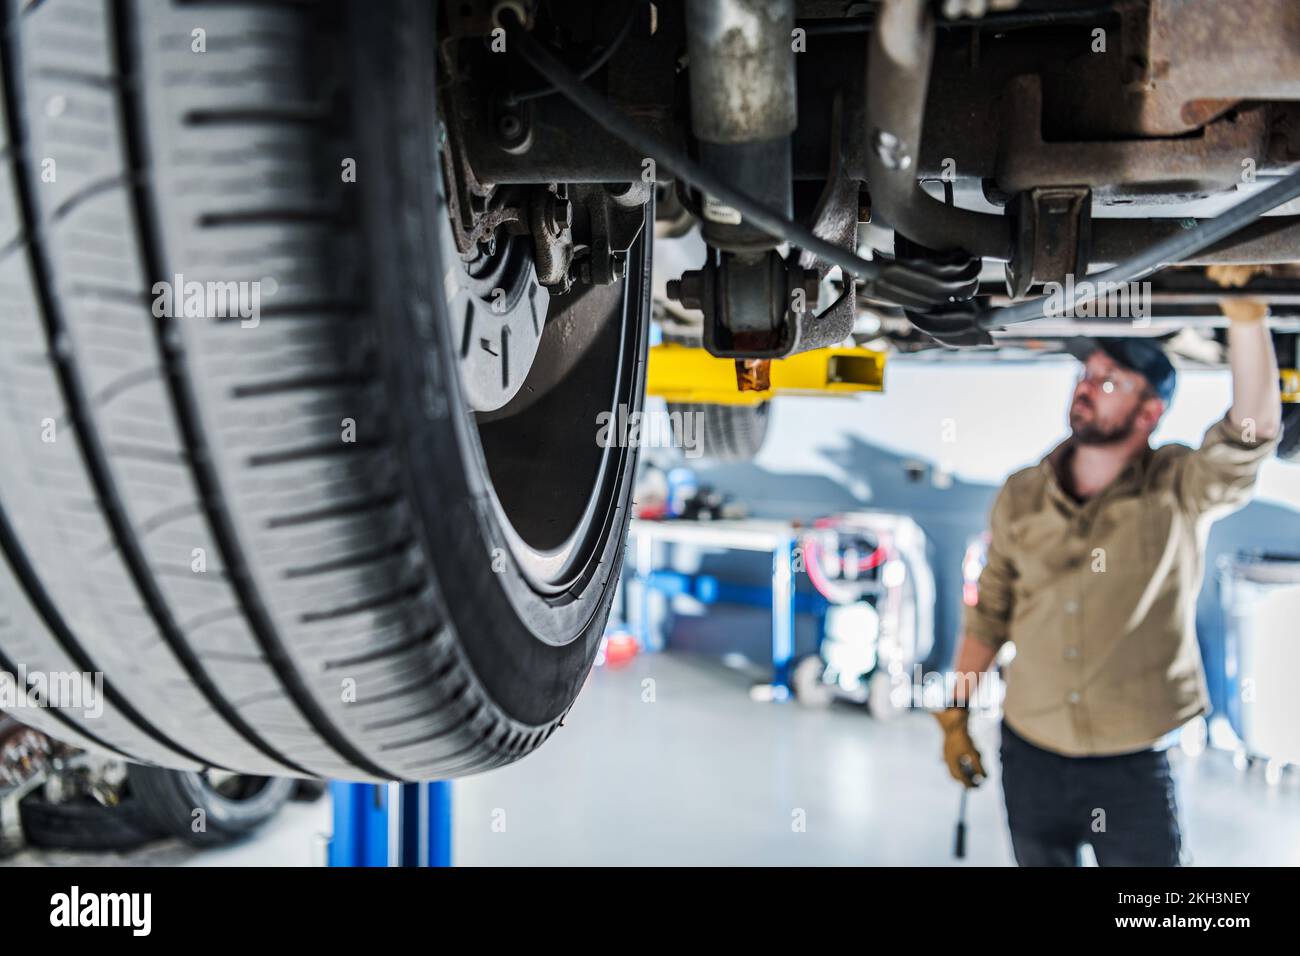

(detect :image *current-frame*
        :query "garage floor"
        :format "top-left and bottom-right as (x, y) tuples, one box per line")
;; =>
(8, 652), (1298, 867)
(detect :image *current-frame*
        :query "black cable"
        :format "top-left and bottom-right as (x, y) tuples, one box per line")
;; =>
(980, 169), (1300, 329)
(504, 2), (640, 107)
(502, 11), (885, 283)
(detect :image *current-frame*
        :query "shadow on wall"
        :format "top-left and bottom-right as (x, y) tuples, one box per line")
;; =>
(692, 434), (998, 673)
(689, 433), (1300, 704)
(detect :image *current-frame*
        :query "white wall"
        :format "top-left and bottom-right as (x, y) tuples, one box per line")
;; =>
(754, 358), (1300, 510)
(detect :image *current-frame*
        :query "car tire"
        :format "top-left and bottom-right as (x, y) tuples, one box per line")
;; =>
(668, 402), (771, 461)
(0, 0), (649, 779)
(127, 765), (294, 846)
(19, 792), (162, 852)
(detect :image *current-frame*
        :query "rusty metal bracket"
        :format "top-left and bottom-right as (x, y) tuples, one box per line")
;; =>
(997, 74), (1270, 200)
(1005, 186), (1091, 299)
(1118, 0), (1300, 137)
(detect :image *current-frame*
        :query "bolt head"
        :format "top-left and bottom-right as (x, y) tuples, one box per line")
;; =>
(498, 114), (523, 139)
(674, 271), (704, 310)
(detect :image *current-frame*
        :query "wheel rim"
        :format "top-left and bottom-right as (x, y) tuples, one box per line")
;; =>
(436, 168), (645, 599)
(474, 256), (643, 598)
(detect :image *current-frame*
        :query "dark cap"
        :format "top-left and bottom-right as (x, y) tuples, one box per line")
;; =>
(1066, 336), (1176, 404)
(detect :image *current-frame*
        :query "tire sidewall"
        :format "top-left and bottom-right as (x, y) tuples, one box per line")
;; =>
(19, 794), (163, 851)
(128, 765), (293, 844)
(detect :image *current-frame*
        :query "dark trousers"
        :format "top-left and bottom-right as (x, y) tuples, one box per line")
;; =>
(999, 721), (1183, 867)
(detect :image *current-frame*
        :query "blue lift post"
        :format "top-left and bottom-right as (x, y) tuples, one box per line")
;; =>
(328, 781), (451, 867)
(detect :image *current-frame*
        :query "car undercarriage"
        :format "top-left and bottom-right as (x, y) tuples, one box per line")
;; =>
(440, 0), (1300, 380)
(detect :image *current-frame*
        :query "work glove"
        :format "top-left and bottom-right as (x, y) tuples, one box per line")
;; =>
(934, 707), (986, 788)
(1207, 264), (1269, 324)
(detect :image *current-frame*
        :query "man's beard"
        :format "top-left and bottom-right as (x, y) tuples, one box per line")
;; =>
(1070, 401), (1143, 446)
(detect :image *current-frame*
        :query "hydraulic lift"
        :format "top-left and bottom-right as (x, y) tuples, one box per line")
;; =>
(328, 781), (452, 867)
(646, 342), (886, 405)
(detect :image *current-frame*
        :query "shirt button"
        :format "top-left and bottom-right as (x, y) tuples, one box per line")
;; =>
(1067, 691), (1081, 704)
(1064, 600), (1079, 614)
(1064, 646), (1079, 660)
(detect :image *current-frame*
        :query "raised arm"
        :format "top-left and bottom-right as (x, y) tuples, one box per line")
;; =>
(1172, 291), (1282, 517)
(1223, 300), (1282, 441)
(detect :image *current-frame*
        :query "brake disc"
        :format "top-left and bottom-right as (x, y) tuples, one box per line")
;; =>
(443, 231), (550, 413)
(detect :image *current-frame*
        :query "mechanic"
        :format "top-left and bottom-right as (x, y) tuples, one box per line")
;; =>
(935, 299), (1282, 866)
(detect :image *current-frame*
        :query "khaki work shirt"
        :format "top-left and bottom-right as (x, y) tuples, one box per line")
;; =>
(965, 415), (1277, 757)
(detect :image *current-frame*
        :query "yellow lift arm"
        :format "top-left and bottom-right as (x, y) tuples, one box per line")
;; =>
(1282, 368), (1299, 404)
(646, 343), (886, 407)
